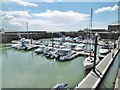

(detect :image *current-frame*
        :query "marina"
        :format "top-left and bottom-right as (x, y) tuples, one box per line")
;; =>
(1, 37), (120, 89)
(1, 1), (120, 89)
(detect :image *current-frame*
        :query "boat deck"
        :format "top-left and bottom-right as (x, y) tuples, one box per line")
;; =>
(75, 49), (119, 89)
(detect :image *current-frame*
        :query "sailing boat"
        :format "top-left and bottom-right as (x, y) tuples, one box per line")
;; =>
(83, 9), (100, 70)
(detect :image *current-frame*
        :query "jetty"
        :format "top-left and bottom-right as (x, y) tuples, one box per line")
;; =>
(75, 48), (119, 89)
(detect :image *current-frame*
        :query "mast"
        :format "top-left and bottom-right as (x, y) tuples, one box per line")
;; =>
(26, 22), (29, 39)
(90, 9), (93, 33)
(90, 9), (93, 51)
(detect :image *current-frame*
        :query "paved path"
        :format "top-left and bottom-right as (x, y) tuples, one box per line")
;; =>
(75, 49), (118, 89)
(114, 66), (120, 90)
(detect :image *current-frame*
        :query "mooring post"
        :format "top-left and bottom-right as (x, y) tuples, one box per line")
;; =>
(93, 33), (98, 73)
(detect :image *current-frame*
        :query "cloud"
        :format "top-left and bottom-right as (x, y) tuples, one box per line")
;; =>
(2, 11), (31, 18)
(95, 5), (118, 13)
(1, 10), (90, 31)
(11, 0), (38, 7)
(44, 0), (54, 3)
(1, 10), (31, 30)
(32, 10), (89, 24)
(2, 15), (15, 20)
(1, 10), (107, 32)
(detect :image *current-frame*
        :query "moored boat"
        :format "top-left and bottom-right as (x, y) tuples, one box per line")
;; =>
(83, 56), (100, 70)
(99, 45), (111, 55)
(56, 48), (75, 61)
(51, 83), (68, 89)
(75, 44), (86, 51)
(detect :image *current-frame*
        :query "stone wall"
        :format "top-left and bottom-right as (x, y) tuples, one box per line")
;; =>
(1, 31), (120, 43)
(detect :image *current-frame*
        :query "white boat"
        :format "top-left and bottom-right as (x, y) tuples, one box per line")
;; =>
(11, 40), (20, 44)
(73, 37), (80, 42)
(65, 36), (72, 42)
(51, 83), (68, 89)
(45, 50), (57, 59)
(98, 40), (105, 46)
(11, 38), (31, 49)
(16, 43), (28, 50)
(11, 43), (21, 48)
(56, 48), (74, 61)
(99, 45), (111, 55)
(35, 45), (46, 54)
(83, 56), (99, 70)
(75, 44), (86, 51)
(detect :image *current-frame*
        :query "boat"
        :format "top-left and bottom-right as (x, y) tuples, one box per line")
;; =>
(16, 42), (28, 50)
(83, 55), (100, 69)
(35, 45), (46, 54)
(73, 37), (80, 43)
(65, 36), (72, 42)
(51, 83), (68, 89)
(75, 44), (86, 51)
(99, 45), (111, 55)
(11, 43), (21, 48)
(98, 40), (105, 46)
(56, 48), (74, 61)
(45, 50), (57, 59)
(83, 9), (100, 70)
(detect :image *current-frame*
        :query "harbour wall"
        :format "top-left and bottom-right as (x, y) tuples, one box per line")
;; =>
(1, 31), (120, 43)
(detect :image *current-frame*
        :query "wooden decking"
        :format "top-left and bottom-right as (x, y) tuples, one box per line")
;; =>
(75, 49), (119, 89)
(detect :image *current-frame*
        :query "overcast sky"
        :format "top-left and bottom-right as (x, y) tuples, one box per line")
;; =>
(1, 0), (119, 32)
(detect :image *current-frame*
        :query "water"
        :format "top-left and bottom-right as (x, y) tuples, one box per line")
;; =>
(98, 50), (120, 89)
(2, 46), (87, 88)
(1, 43), (119, 89)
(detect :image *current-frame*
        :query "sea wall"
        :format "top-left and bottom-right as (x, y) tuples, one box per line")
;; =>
(1, 31), (120, 43)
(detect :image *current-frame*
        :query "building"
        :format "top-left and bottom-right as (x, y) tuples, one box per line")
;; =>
(108, 21), (120, 32)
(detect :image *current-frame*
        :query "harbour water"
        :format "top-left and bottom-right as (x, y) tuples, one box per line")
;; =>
(1, 40), (120, 89)
(98, 50), (120, 89)
(2, 46), (87, 88)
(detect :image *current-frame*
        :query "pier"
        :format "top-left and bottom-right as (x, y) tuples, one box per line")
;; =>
(75, 49), (119, 89)
(114, 65), (120, 90)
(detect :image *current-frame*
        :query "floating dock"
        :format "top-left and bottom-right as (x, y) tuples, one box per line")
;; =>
(75, 49), (119, 89)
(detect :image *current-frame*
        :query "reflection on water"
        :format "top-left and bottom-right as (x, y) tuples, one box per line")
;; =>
(2, 47), (88, 88)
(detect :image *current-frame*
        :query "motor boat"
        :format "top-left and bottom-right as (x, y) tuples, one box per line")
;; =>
(75, 44), (86, 51)
(16, 43), (28, 50)
(35, 45), (46, 54)
(56, 48), (74, 61)
(51, 83), (68, 89)
(83, 56), (100, 70)
(99, 45), (111, 55)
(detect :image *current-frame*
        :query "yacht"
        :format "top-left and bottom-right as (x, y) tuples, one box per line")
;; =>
(35, 45), (46, 54)
(16, 42), (28, 50)
(99, 45), (111, 55)
(83, 56), (100, 69)
(56, 48), (74, 61)
(51, 83), (68, 89)
(75, 44), (86, 51)
(45, 50), (57, 59)
(83, 9), (100, 70)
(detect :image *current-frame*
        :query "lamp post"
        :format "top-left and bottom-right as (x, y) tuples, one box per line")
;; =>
(93, 33), (98, 72)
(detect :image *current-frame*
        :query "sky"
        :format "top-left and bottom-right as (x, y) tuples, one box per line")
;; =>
(1, 0), (119, 32)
